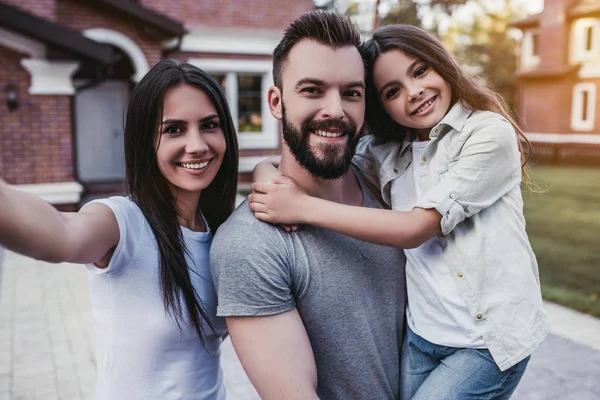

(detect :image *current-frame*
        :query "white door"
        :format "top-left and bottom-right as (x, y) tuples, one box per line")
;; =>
(75, 81), (129, 182)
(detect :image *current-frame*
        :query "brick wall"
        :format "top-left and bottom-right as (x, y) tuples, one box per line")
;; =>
(56, 0), (164, 68)
(0, 47), (74, 185)
(2, 0), (57, 21)
(538, 0), (579, 69)
(141, 0), (314, 31)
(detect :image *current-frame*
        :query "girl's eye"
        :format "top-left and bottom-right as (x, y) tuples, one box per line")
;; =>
(385, 87), (400, 99)
(164, 125), (182, 134)
(201, 121), (220, 131)
(415, 65), (429, 77)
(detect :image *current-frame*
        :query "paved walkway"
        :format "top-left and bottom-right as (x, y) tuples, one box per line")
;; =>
(1, 250), (599, 399)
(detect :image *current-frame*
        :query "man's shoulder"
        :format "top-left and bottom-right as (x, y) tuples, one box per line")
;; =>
(212, 200), (286, 253)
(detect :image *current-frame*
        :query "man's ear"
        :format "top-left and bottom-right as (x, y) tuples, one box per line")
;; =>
(268, 86), (283, 120)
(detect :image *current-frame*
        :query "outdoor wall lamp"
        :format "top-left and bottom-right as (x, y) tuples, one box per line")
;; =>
(4, 83), (19, 112)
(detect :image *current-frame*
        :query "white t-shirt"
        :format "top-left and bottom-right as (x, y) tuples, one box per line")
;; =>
(391, 141), (485, 348)
(84, 196), (227, 400)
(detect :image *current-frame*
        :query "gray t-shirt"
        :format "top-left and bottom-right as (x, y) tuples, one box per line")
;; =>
(210, 171), (407, 399)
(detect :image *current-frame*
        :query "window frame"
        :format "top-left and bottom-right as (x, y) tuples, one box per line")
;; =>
(521, 30), (541, 70)
(571, 82), (597, 132)
(188, 58), (279, 150)
(572, 18), (600, 62)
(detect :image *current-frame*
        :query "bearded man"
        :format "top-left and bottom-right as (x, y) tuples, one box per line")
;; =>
(210, 11), (406, 400)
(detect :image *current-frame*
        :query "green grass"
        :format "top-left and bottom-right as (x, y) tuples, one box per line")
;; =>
(523, 165), (600, 317)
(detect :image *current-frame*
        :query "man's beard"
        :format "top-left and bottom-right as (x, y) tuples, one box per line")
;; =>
(281, 103), (362, 180)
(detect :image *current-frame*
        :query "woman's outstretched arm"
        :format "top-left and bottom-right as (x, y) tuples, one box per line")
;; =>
(0, 179), (119, 264)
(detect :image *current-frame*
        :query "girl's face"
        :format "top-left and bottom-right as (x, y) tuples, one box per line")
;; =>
(155, 84), (227, 198)
(373, 50), (452, 138)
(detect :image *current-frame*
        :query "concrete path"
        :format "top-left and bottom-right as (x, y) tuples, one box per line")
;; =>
(1, 250), (599, 399)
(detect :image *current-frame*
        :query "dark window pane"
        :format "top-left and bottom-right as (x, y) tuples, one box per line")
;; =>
(532, 33), (539, 56)
(238, 74), (262, 132)
(585, 26), (593, 51)
(582, 90), (588, 121)
(210, 73), (227, 90)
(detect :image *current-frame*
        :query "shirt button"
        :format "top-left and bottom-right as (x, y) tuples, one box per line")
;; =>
(476, 314), (483, 320)
(449, 191), (457, 199)
(422, 156), (428, 162)
(393, 168), (398, 174)
(434, 128), (439, 134)
(457, 273), (463, 278)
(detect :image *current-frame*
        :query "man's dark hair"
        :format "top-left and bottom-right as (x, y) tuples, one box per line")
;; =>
(273, 11), (362, 89)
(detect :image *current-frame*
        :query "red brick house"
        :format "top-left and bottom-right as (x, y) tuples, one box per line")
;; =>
(0, 0), (313, 209)
(513, 0), (600, 164)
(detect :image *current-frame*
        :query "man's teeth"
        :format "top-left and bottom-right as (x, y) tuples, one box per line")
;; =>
(415, 98), (435, 114)
(314, 130), (343, 138)
(180, 161), (209, 169)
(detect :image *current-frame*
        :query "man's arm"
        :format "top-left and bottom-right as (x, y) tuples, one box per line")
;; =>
(227, 309), (319, 400)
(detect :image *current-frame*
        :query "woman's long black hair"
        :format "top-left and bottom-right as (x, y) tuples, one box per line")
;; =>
(124, 59), (238, 342)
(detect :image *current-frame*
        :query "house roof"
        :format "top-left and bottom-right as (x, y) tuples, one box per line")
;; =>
(90, 0), (186, 38)
(0, 2), (116, 64)
(517, 64), (581, 80)
(512, 1), (600, 29)
(568, 1), (600, 18)
(511, 13), (541, 29)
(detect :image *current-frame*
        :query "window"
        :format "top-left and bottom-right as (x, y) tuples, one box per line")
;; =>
(521, 30), (540, 70)
(532, 32), (539, 56)
(572, 19), (600, 61)
(571, 83), (596, 131)
(193, 59), (278, 149)
(237, 74), (262, 133)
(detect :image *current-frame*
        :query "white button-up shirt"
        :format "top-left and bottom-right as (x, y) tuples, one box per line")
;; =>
(352, 102), (550, 371)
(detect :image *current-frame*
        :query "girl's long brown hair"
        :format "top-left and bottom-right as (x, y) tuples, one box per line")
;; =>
(362, 24), (532, 176)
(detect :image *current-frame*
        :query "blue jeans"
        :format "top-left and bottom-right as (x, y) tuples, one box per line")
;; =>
(401, 326), (530, 400)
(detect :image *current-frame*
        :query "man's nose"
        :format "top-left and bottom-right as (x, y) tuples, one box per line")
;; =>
(320, 92), (344, 120)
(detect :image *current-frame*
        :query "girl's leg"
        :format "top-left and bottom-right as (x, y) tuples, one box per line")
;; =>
(400, 327), (443, 400)
(411, 348), (530, 400)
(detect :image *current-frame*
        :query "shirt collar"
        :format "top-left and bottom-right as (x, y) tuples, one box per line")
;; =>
(430, 101), (472, 138)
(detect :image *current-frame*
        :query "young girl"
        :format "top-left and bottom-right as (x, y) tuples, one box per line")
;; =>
(249, 24), (549, 399)
(0, 59), (238, 400)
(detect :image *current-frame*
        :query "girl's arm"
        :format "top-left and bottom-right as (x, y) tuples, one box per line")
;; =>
(249, 177), (441, 249)
(252, 156), (282, 184)
(0, 179), (119, 264)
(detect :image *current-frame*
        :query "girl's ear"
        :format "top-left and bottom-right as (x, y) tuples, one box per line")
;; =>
(268, 86), (283, 120)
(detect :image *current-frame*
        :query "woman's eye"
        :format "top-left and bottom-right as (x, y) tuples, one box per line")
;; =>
(385, 88), (400, 99)
(415, 66), (428, 77)
(164, 125), (182, 134)
(201, 121), (220, 131)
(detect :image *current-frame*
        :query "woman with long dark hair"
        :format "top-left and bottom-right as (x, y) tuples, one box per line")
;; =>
(0, 59), (238, 399)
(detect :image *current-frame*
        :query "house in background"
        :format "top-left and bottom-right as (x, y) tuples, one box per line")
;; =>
(0, 0), (313, 210)
(513, 0), (600, 164)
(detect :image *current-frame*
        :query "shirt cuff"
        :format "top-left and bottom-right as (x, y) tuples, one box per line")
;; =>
(416, 185), (466, 236)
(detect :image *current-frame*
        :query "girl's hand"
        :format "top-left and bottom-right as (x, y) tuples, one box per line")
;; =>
(249, 175), (310, 225)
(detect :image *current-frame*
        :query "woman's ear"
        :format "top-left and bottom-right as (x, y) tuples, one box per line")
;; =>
(268, 86), (283, 120)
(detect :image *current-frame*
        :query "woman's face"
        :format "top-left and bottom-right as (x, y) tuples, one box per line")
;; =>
(372, 50), (452, 138)
(154, 84), (227, 198)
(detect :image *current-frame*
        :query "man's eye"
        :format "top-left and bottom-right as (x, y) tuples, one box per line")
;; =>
(385, 88), (400, 99)
(345, 90), (363, 98)
(301, 87), (321, 94)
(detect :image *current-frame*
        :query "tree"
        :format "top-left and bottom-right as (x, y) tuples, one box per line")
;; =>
(441, 0), (527, 111)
